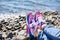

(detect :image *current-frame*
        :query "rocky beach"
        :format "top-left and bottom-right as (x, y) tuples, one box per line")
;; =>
(0, 11), (60, 40)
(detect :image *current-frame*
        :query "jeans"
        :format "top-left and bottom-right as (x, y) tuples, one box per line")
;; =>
(38, 25), (60, 40)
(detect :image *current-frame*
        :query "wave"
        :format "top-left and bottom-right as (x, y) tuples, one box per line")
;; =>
(0, 0), (60, 13)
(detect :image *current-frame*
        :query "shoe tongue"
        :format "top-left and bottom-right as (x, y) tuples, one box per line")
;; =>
(35, 11), (42, 22)
(28, 13), (33, 24)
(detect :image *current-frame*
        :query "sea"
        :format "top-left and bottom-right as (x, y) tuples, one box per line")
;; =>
(0, 0), (60, 13)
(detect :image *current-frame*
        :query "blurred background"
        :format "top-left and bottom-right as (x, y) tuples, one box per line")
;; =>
(0, 0), (60, 13)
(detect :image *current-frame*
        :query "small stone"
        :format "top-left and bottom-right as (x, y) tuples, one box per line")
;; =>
(58, 16), (60, 19)
(0, 23), (3, 27)
(44, 12), (48, 15)
(23, 25), (26, 30)
(44, 11), (53, 15)
(58, 11), (60, 15)
(6, 26), (12, 30)
(16, 30), (26, 40)
(1, 19), (5, 23)
(18, 30), (26, 35)
(2, 27), (7, 30)
(17, 35), (26, 40)
(2, 32), (7, 38)
(52, 11), (58, 15)
(7, 32), (13, 39)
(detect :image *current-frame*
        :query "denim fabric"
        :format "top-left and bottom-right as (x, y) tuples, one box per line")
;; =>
(38, 25), (60, 40)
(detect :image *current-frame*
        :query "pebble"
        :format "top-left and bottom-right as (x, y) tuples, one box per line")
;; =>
(0, 11), (60, 40)
(52, 11), (58, 15)
(6, 26), (12, 29)
(16, 30), (26, 40)
(23, 25), (26, 30)
(2, 32), (7, 38)
(43, 11), (60, 28)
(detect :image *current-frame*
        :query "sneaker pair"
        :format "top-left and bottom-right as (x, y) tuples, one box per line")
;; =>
(26, 11), (46, 37)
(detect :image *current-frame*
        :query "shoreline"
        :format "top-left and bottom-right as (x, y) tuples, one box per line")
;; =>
(0, 10), (60, 27)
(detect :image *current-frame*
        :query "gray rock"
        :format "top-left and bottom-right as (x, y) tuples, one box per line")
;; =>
(52, 11), (58, 15)
(6, 26), (12, 30)
(16, 30), (26, 40)
(2, 32), (7, 38)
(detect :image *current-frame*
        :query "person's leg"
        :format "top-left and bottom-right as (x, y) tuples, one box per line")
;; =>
(43, 25), (60, 40)
(29, 33), (34, 40)
(37, 30), (49, 40)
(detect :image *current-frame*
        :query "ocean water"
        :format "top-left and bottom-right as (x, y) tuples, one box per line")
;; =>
(0, 0), (60, 13)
